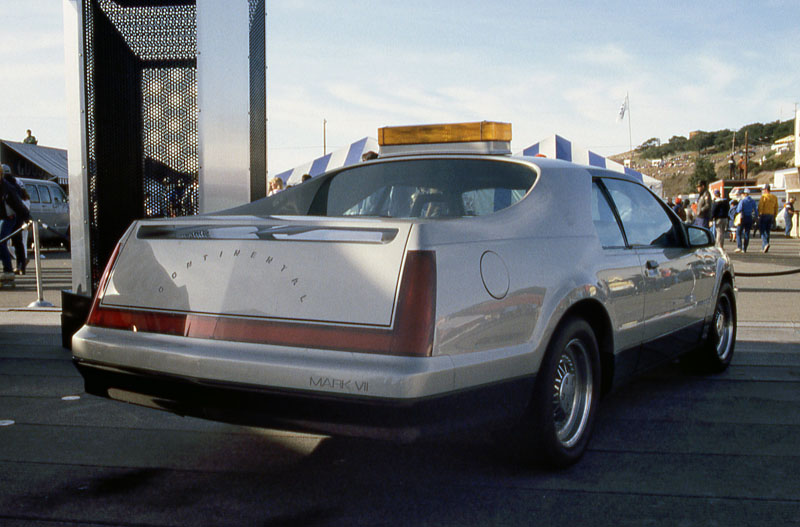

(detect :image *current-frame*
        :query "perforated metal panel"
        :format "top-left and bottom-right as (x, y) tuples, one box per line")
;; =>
(141, 67), (198, 218)
(249, 0), (267, 201)
(82, 0), (198, 289)
(96, 0), (195, 61)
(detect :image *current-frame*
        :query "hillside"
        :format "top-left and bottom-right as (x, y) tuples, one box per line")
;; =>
(608, 119), (796, 198)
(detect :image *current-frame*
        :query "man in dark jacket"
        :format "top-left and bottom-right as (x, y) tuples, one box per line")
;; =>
(710, 190), (730, 249)
(0, 166), (31, 281)
(735, 189), (757, 253)
(2, 168), (30, 274)
(695, 181), (713, 229)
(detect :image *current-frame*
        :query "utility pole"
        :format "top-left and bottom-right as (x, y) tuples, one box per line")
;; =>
(744, 130), (749, 180)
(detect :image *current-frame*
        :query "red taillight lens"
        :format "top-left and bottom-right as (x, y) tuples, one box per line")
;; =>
(86, 242), (122, 326)
(389, 250), (436, 357)
(87, 250), (437, 357)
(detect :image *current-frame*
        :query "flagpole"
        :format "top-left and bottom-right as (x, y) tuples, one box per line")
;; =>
(627, 92), (633, 165)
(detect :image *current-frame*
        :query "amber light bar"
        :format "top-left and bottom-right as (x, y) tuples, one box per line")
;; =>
(86, 251), (437, 358)
(378, 121), (511, 146)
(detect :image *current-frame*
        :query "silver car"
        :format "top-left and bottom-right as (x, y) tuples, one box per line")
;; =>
(19, 177), (70, 244)
(72, 122), (736, 468)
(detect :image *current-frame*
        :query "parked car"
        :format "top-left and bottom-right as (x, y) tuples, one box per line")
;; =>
(18, 177), (69, 246)
(71, 121), (736, 468)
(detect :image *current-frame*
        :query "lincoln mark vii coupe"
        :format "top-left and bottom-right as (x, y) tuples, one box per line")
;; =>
(72, 121), (736, 468)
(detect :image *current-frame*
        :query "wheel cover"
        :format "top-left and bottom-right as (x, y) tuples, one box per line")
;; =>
(713, 293), (734, 361)
(552, 338), (593, 448)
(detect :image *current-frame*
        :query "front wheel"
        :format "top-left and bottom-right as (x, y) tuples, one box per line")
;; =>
(689, 282), (737, 372)
(514, 317), (600, 469)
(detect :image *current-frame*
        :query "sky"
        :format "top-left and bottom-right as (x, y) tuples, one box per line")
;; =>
(1, 0), (799, 175)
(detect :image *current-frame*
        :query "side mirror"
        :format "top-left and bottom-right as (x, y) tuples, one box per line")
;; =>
(686, 224), (714, 247)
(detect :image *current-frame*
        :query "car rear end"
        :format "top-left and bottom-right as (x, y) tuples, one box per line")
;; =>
(72, 121), (541, 439)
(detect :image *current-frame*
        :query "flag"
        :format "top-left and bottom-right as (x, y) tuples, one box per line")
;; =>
(616, 94), (628, 123)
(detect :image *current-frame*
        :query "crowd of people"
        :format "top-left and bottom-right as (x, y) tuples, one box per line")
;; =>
(667, 182), (796, 254)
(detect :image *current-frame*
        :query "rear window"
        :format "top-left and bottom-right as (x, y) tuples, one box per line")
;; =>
(311, 159), (536, 218)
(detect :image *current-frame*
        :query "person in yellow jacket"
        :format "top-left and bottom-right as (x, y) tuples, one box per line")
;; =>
(758, 184), (779, 253)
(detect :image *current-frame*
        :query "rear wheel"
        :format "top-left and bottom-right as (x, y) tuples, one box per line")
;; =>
(514, 317), (600, 468)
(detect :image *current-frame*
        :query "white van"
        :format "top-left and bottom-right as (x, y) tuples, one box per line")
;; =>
(18, 177), (70, 245)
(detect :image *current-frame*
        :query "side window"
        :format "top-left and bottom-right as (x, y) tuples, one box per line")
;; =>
(39, 186), (52, 204)
(603, 178), (681, 248)
(28, 185), (40, 203)
(591, 181), (626, 247)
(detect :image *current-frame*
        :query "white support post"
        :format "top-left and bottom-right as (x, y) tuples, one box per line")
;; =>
(27, 221), (55, 308)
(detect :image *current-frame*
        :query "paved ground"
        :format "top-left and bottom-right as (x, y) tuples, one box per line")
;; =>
(1, 237), (799, 526)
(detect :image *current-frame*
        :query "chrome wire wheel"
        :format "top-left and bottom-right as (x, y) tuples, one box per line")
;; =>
(713, 292), (735, 362)
(552, 338), (594, 448)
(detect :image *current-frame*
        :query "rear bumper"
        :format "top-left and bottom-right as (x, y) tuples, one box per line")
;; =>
(72, 325), (535, 440)
(73, 359), (534, 441)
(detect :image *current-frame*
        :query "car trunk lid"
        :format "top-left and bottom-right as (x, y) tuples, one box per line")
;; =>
(99, 216), (412, 328)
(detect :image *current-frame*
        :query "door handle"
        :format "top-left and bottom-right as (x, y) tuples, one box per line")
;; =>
(646, 260), (659, 270)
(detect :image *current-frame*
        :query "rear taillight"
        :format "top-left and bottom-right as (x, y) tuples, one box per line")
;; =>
(87, 250), (437, 357)
(86, 242), (122, 327)
(389, 250), (436, 356)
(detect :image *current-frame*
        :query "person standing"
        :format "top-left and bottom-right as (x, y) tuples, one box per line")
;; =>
(735, 188), (757, 253)
(728, 199), (739, 243)
(0, 165), (32, 282)
(783, 197), (795, 237)
(694, 181), (713, 228)
(672, 197), (686, 221)
(22, 129), (38, 145)
(710, 190), (730, 249)
(1, 167), (30, 274)
(758, 184), (778, 253)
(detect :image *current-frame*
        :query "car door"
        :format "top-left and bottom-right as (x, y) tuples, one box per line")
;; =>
(600, 177), (701, 371)
(590, 180), (645, 381)
(49, 185), (69, 236)
(36, 184), (55, 228)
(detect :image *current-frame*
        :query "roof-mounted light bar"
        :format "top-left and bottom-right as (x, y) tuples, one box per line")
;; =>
(377, 121), (512, 157)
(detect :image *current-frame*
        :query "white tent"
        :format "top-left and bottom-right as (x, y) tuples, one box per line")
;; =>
(518, 134), (663, 197)
(272, 137), (379, 186)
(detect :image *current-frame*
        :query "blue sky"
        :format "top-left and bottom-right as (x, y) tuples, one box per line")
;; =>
(2, 1), (799, 174)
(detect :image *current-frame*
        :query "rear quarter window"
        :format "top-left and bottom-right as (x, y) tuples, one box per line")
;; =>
(28, 185), (40, 203)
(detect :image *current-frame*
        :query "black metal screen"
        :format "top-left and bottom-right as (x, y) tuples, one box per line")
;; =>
(249, 0), (267, 202)
(83, 0), (198, 291)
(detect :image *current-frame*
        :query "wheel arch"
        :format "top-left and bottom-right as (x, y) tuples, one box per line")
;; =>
(560, 299), (615, 396)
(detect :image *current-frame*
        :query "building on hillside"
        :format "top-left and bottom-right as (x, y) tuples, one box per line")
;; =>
(772, 135), (795, 154)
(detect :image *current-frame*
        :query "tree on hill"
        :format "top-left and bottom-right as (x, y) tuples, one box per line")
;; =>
(689, 156), (716, 190)
(636, 118), (794, 160)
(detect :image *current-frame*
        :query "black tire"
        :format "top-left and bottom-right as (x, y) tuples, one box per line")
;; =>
(690, 281), (737, 372)
(514, 317), (601, 469)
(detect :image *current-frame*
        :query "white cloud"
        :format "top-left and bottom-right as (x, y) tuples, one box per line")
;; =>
(573, 43), (635, 68)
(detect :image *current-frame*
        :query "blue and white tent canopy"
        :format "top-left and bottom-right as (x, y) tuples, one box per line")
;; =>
(519, 134), (663, 197)
(273, 137), (379, 186)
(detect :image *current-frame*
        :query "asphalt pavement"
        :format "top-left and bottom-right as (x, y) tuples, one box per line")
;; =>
(1, 238), (799, 526)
